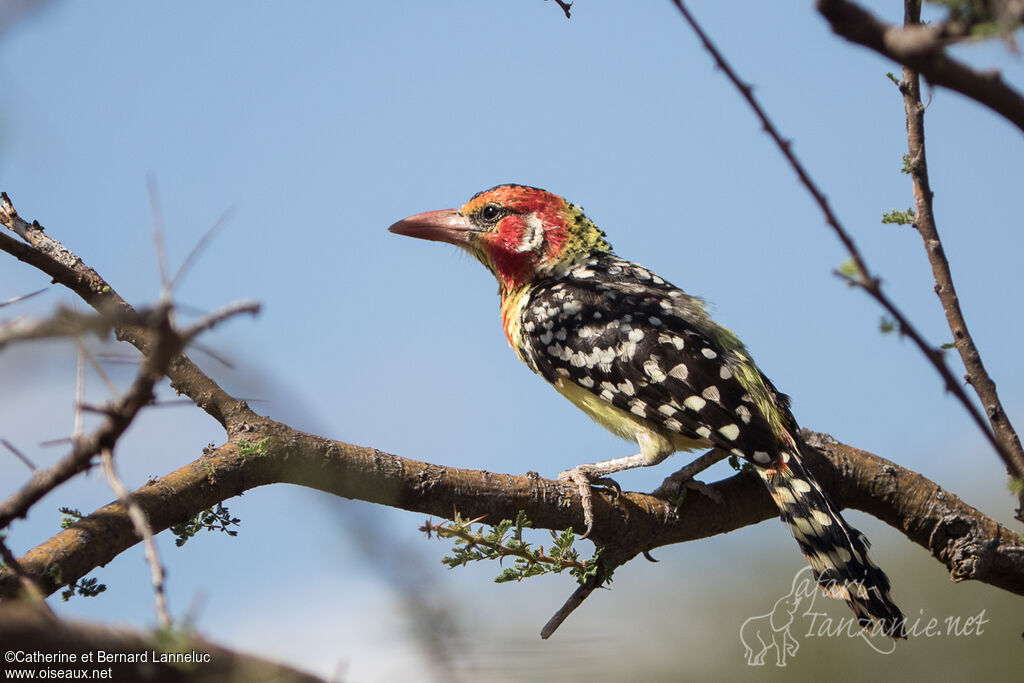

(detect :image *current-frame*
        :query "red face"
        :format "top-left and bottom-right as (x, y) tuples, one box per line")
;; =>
(388, 185), (572, 290)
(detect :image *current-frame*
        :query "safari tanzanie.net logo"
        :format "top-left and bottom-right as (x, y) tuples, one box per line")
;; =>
(738, 566), (988, 666)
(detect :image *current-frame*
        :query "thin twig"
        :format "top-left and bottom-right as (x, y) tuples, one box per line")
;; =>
(541, 580), (600, 639)
(74, 336), (121, 397)
(1, 439), (36, 471)
(169, 208), (233, 292)
(72, 337), (85, 445)
(38, 437), (73, 448)
(668, 0), (1023, 482)
(181, 299), (261, 341)
(100, 448), (171, 627)
(147, 176), (171, 300)
(545, 0), (572, 20)
(76, 402), (117, 416)
(897, 0), (1024, 518)
(187, 340), (236, 369)
(0, 288), (46, 308)
(94, 352), (140, 365)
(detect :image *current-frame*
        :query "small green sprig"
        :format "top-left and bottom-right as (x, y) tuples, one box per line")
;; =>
(836, 258), (863, 283)
(881, 208), (916, 226)
(237, 438), (269, 458)
(46, 563), (107, 601)
(170, 503), (240, 547)
(421, 510), (602, 585)
(59, 507), (84, 529)
(62, 576), (106, 601)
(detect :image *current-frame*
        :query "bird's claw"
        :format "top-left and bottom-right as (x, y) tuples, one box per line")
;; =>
(590, 476), (621, 498)
(557, 467), (620, 540)
(653, 471), (724, 505)
(677, 478), (724, 505)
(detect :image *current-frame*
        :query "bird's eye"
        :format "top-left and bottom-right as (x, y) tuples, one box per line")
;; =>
(480, 203), (503, 223)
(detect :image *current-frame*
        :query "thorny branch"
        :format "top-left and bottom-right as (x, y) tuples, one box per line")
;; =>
(0, 302), (182, 530)
(0, 192), (253, 428)
(897, 0), (1024, 519)
(668, 0), (1024, 486)
(0, 299), (257, 532)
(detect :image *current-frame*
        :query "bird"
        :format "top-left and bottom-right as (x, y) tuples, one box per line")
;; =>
(388, 183), (905, 638)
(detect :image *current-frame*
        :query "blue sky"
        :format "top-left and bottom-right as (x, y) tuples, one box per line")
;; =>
(2, 1), (1022, 680)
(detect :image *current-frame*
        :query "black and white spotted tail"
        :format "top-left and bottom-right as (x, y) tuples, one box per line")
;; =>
(757, 453), (906, 638)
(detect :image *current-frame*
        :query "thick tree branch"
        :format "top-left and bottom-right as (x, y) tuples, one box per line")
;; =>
(817, 0), (1024, 135)
(2, 423), (1021, 603)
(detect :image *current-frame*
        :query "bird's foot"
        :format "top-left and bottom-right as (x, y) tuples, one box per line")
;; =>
(558, 466), (620, 540)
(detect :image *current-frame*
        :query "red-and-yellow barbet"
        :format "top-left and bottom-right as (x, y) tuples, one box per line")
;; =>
(389, 184), (905, 638)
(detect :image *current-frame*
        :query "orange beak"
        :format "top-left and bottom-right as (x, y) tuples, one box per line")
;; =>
(388, 209), (475, 247)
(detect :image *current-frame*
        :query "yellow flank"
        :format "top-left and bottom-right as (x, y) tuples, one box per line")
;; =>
(501, 286), (533, 359)
(552, 377), (708, 456)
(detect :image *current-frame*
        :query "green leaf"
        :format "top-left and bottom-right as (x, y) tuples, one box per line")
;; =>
(170, 503), (241, 547)
(59, 507), (85, 530)
(837, 258), (862, 281)
(237, 438), (269, 458)
(881, 208), (915, 226)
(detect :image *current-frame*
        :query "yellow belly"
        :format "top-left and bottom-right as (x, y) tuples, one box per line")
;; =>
(553, 377), (709, 457)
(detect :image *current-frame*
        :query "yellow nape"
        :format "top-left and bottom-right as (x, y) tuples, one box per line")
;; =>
(552, 378), (708, 458)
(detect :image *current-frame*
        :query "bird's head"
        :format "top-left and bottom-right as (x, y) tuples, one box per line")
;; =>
(388, 184), (611, 292)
